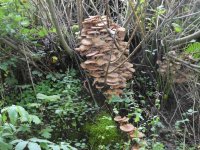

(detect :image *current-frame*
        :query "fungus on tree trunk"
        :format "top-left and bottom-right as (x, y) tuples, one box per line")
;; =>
(75, 15), (135, 97)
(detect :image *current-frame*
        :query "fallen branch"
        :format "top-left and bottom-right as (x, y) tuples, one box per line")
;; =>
(167, 54), (200, 73)
(171, 30), (200, 45)
(0, 38), (18, 50)
(0, 37), (34, 59)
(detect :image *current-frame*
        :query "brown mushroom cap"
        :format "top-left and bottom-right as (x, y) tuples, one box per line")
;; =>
(84, 60), (96, 64)
(105, 89), (123, 96)
(131, 144), (140, 150)
(130, 131), (145, 139)
(124, 62), (133, 68)
(95, 84), (104, 89)
(96, 59), (107, 66)
(116, 27), (126, 40)
(120, 124), (135, 132)
(114, 116), (124, 122)
(81, 39), (93, 46)
(86, 51), (99, 57)
(107, 73), (119, 78)
(99, 29), (107, 33)
(87, 31), (100, 35)
(127, 67), (136, 73)
(90, 72), (101, 78)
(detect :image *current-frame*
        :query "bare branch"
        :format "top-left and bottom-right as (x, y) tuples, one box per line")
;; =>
(46, 0), (73, 57)
(77, 0), (83, 31)
(171, 30), (200, 45)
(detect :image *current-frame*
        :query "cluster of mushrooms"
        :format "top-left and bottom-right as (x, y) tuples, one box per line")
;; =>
(75, 15), (135, 96)
(114, 116), (145, 150)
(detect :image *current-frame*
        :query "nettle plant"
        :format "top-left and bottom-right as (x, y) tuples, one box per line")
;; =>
(4, 70), (95, 148)
(0, 105), (41, 149)
(0, 105), (77, 150)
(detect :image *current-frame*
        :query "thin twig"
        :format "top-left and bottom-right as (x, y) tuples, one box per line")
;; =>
(167, 54), (200, 70)
(171, 30), (200, 45)
(77, 0), (83, 31)
(46, 0), (73, 57)
(22, 44), (36, 95)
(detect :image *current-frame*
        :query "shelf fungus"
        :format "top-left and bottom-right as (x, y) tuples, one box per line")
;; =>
(75, 16), (135, 97)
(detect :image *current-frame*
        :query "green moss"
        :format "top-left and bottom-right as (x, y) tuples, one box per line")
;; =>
(84, 112), (122, 148)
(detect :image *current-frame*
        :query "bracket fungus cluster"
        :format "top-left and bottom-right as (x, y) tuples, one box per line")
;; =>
(114, 116), (145, 149)
(75, 16), (135, 96)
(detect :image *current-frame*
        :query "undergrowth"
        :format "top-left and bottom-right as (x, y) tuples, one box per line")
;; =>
(0, 70), (96, 149)
(84, 112), (123, 149)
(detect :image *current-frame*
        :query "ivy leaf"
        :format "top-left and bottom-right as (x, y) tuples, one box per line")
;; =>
(15, 141), (28, 150)
(27, 142), (41, 150)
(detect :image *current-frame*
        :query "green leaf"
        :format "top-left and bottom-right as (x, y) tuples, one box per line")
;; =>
(14, 15), (22, 22)
(15, 141), (28, 150)
(49, 28), (56, 33)
(10, 139), (23, 145)
(185, 42), (200, 58)
(36, 93), (60, 102)
(71, 25), (79, 33)
(0, 63), (8, 71)
(0, 114), (2, 125)
(55, 109), (63, 115)
(60, 143), (77, 150)
(38, 27), (48, 38)
(27, 103), (41, 108)
(17, 124), (31, 133)
(27, 142), (41, 150)
(29, 138), (52, 144)
(0, 137), (12, 150)
(172, 23), (182, 33)
(40, 127), (52, 139)
(49, 145), (60, 150)
(20, 20), (30, 27)
(7, 105), (18, 125)
(17, 106), (29, 122)
(29, 115), (41, 124)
